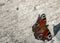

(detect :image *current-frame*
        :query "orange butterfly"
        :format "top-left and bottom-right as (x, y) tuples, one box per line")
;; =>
(32, 14), (52, 41)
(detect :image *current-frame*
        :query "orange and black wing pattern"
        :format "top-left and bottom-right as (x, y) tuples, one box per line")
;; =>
(32, 14), (52, 41)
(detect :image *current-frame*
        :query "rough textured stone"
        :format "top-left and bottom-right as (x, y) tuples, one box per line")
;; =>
(0, 0), (60, 43)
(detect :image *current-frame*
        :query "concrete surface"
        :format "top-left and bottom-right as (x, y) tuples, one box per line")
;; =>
(0, 0), (60, 43)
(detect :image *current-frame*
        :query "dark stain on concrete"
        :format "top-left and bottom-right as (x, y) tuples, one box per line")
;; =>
(33, 6), (37, 11)
(0, 3), (5, 6)
(16, 7), (19, 10)
(6, 42), (8, 43)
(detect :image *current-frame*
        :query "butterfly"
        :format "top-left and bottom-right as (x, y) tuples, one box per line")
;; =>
(32, 14), (52, 41)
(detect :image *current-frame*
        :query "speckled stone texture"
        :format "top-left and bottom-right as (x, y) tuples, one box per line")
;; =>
(0, 0), (60, 43)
